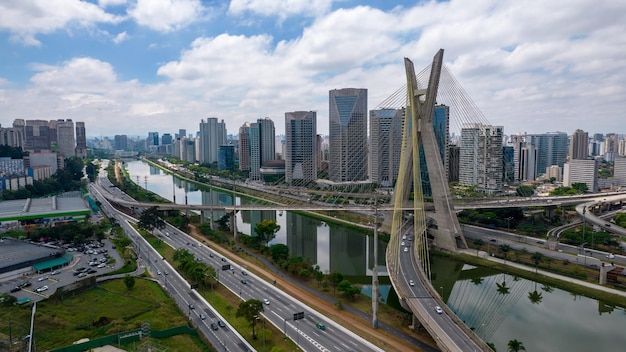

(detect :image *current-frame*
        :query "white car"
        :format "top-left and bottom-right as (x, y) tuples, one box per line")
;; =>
(409, 280), (415, 286)
(403, 247), (409, 253)
(38, 276), (48, 282)
(97, 263), (107, 268)
(263, 299), (270, 305)
(401, 241), (405, 246)
(36, 285), (49, 293)
(435, 306), (443, 314)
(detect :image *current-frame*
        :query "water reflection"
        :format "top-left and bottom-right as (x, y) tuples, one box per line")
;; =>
(125, 160), (388, 278)
(432, 257), (626, 352)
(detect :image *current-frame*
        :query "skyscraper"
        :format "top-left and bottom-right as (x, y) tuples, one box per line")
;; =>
(328, 88), (368, 183)
(239, 122), (251, 171)
(369, 108), (404, 187)
(56, 119), (75, 157)
(285, 111), (318, 184)
(569, 129), (588, 160)
(199, 118), (227, 164)
(248, 118), (275, 181)
(75, 121), (87, 158)
(459, 123), (504, 193)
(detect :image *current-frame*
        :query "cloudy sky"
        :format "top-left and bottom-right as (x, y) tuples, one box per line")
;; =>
(1, 0), (624, 139)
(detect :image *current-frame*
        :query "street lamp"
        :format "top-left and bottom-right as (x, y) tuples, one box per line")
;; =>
(582, 206), (586, 241)
(439, 286), (444, 299)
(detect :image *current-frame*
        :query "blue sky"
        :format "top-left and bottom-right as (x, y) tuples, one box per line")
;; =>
(1, 0), (624, 138)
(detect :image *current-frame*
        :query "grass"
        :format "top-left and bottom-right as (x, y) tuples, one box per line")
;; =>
(0, 279), (207, 352)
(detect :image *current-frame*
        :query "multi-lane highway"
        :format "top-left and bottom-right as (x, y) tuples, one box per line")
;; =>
(91, 168), (383, 352)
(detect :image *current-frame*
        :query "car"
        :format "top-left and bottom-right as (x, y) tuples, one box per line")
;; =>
(403, 247), (409, 253)
(409, 280), (415, 286)
(10, 287), (21, 293)
(51, 270), (60, 275)
(435, 306), (443, 314)
(607, 253), (615, 259)
(165, 232), (170, 237)
(36, 285), (49, 293)
(200, 313), (206, 320)
(157, 270), (162, 275)
(218, 320), (226, 327)
(209, 253), (214, 258)
(316, 322), (326, 330)
(77, 272), (87, 278)
(87, 269), (97, 274)
(97, 263), (107, 268)
(189, 304), (195, 310)
(402, 235), (407, 240)
(263, 299), (270, 305)
(210, 322), (218, 330)
(164, 270), (168, 275)
(241, 271), (248, 276)
(241, 279), (247, 285)
(19, 281), (31, 288)
(38, 276), (48, 282)
(490, 238), (496, 242)
(221, 258), (227, 262)
(536, 240), (544, 244)
(401, 241), (405, 246)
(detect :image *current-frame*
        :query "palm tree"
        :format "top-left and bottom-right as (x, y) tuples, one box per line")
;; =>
(528, 287), (543, 304)
(531, 252), (543, 273)
(507, 339), (526, 352)
(507, 339), (526, 351)
(471, 277), (484, 286)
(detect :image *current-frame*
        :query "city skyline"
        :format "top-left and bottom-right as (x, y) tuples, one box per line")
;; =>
(0, 1), (624, 137)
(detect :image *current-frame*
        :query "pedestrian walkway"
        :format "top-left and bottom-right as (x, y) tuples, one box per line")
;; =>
(461, 249), (626, 298)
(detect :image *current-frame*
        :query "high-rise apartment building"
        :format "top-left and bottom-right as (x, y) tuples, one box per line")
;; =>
(161, 133), (172, 145)
(0, 125), (24, 148)
(199, 118), (227, 164)
(285, 111), (318, 184)
(328, 88), (368, 183)
(56, 119), (75, 157)
(614, 157), (626, 187)
(510, 132), (568, 180)
(239, 122), (251, 171)
(459, 123), (504, 193)
(75, 122), (87, 158)
(370, 108), (404, 187)
(569, 129), (588, 160)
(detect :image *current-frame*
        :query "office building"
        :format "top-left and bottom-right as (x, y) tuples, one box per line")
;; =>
(614, 157), (626, 188)
(199, 118), (227, 164)
(370, 108), (404, 187)
(218, 145), (235, 171)
(459, 123), (504, 193)
(328, 88), (368, 183)
(161, 133), (173, 146)
(55, 119), (75, 157)
(563, 159), (597, 192)
(114, 135), (128, 150)
(569, 129), (588, 160)
(75, 122), (87, 158)
(23, 120), (51, 151)
(248, 118), (275, 181)
(285, 111), (318, 184)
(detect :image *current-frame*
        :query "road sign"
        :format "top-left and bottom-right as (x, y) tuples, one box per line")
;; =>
(221, 264), (231, 271)
(293, 312), (304, 320)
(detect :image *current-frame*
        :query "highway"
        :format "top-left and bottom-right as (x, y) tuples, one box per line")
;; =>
(91, 169), (383, 352)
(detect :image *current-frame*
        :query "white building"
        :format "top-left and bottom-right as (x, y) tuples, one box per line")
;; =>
(459, 123), (504, 194)
(563, 159), (597, 192)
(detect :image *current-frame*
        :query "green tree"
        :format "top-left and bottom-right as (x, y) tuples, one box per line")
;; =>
(138, 206), (166, 234)
(85, 162), (99, 182)
(516, 185), (534, 197)
(236, 299), (264, 339)
(571, 182), (588, 193)
(254, 219), (280, 247)
(328, 272), (344, 295)
(124, 274), (135, 290)
(270, 243), (289, 263)
(528, 288), (543, 305)
(486, 342), (497, 351)
(337, 279), (360, 301)
(507, 339), (526, 352)
(499, 244), (511, 263)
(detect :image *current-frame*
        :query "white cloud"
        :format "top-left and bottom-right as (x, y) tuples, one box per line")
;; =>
(1, 0), (625, 137)
(99, 0), (127, 7)
(128, 0), (206, 32)
(229, 0), (333, 19)
(113, 31), (129, 44)
(0, 0), (124, 46)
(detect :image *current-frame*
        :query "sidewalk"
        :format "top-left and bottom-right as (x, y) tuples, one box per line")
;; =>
(460, 249), (626, 298)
